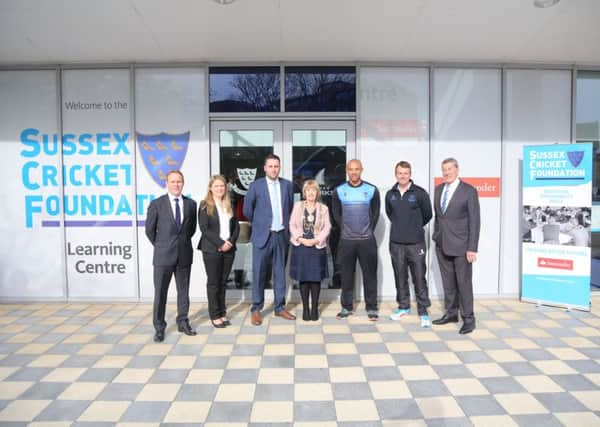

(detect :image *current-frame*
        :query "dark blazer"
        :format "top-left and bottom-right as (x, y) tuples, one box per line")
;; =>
(145, 194), (197, 266)
(243, 177), (294, 248)
(197, 201), (240, 253)
(433, 180), (480, 257)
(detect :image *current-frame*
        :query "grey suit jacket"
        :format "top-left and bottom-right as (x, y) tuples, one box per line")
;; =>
(145, 194), (197, 267)
(433, 180), (480, 257)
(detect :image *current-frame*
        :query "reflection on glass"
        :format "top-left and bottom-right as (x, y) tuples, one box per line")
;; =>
(576, 71), (600, 203)
(576, 71), (600, 262)
(219, 130), (274, 289)
(210, 67), (280, 112)
(285, 66), (356, 112)
(292, 130), (347, 288)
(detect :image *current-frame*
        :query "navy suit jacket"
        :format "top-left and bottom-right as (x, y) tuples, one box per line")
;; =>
(243, 177), (294, 249)
(145, 194), (197, 267)
(432, 180), (480, 257)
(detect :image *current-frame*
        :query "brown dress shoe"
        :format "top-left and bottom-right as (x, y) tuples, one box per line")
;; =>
(251, 310), (262, 326)
(275, 309), (296, 320)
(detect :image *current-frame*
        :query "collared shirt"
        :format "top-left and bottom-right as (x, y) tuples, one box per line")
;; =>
(266, 177), (283, 231)
(443, 178), (460, 208)
(168, 193), (184, 222)
(215, 202), (231, 241)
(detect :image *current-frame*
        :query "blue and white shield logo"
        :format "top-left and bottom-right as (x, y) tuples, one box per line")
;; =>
(567, 150), (584, 168)
(136, 132), (190, 187)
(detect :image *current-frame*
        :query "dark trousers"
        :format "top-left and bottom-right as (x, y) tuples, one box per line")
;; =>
(251, 231), (288, 313)
(390, 241), (431, 315)
(337, 237), (378, 312)
(153, 264), (191, 331)
(202, 251), (235, 320)
(435, 247), (474, 321)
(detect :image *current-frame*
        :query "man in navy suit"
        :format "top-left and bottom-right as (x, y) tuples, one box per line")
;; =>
(432, 158), (480, 334)
(243, 154), (295, 325)
(145, 170), (197, 342)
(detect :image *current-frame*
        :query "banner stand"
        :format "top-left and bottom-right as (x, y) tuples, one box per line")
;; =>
(521, 143), (592, 312)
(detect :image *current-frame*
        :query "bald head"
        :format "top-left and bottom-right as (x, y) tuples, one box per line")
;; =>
(346, 159), (363, 186)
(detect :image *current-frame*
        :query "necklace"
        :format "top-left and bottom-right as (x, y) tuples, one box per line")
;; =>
(304, 202), (316, 223)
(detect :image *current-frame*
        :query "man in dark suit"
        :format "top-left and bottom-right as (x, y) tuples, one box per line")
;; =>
(145, 170), (197, 342)
(243, 154), (295, 325)
(432, 158), (480, 334)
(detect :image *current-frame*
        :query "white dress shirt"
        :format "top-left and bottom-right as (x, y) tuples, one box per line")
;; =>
(215, 202), (231, 241)
(168, 193), (184, 222)
(266, 177), (283, 231)
(442, 178), (461, 208)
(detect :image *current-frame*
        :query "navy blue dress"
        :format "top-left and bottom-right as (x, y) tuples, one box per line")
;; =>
(290, 208), (328, 282)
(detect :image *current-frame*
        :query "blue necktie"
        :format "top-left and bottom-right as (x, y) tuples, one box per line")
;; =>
(174, 198), (182, 229)
(441, 186), (449, 213)
(270, 181), (282, 230)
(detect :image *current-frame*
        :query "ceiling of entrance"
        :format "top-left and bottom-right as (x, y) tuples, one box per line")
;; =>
(1, 0), (599, 66)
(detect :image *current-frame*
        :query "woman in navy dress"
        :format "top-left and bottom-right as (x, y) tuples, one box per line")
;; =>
(289, 179), (331, 321)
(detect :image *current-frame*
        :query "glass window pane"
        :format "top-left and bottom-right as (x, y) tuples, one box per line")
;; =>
(220, 129), (274, 147)
(576, 71), (600, 240)
(576, 71), (600, 141)
(209, 67), (280, 112)
(285, 66), (356, 112)
(219, 129), (274, 219)
(292, 130), (347, 193)
(218, 128), (274, 290)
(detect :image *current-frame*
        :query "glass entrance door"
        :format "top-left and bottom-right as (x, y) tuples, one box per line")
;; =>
(210, 120), (355, 297)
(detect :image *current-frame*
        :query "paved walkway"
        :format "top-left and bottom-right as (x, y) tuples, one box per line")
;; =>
(0, 297), (599, 426)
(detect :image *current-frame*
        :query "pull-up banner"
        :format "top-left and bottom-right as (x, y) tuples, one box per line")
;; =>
(521, 143), (592, 311)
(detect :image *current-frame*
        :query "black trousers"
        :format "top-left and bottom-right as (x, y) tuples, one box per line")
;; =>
(153, 264), (191, 331)
(202, 251), (235, 320)
(390, 241), (431, 315)
(435, 246), (474, 321)
(337, 237), (378, 312)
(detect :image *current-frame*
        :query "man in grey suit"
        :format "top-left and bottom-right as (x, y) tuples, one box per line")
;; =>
(243, 154), (295, 326)
(145, 170), (198, 342)
(432, 158), (480, 334)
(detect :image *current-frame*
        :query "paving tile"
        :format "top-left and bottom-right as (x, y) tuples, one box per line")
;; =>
(455, 395), (506, 416)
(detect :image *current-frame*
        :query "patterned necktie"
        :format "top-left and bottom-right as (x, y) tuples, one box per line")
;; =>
(174, 198), (182, 229)
(441, 186), (449, 214)
(270, 181), (282, 230)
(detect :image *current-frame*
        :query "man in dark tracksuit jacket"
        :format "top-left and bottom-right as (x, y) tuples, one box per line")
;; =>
(385, 161), (433, 327)
(331, 159), (381, 320)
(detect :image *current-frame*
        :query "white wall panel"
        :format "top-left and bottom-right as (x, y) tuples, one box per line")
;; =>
(61, 69), (137, 298)
(135, 68), (209, 300)
(359, 67), (429, 300)
(501, 69), (572, 295)
(0, 70), (64, 298)
(431, 68), (502, 297)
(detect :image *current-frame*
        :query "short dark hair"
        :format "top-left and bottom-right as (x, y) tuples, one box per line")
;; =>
(166, 170), (184, 181)
(264, 154), (281, 164)
(395, 161), (412, 173)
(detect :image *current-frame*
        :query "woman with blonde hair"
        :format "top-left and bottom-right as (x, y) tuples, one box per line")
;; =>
(289, 179), (331, 321)
(198, 175), (240, 328)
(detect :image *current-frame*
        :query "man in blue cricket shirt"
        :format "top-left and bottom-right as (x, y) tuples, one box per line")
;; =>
(331, 159), (381, 320)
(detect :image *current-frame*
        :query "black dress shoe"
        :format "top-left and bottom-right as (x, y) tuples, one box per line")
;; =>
(153, 330), (165, 342)
(459, 321), (476, 334)
(223, 319), (231, 326)
(432, 313), (459, 325)
(177, 322), (197, 336)
(211, 320), (226, 328)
